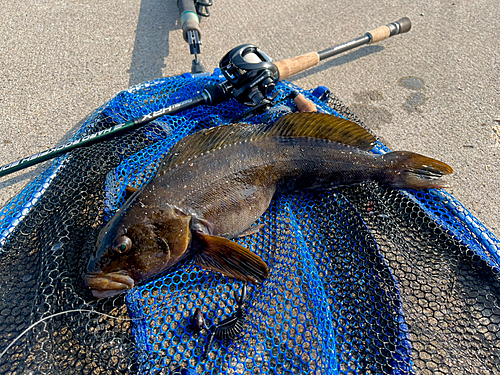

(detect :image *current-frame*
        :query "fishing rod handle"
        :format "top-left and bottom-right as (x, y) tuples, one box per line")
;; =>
(274, 52), (320, 80)
(274, 17), (411, 80)
(178, 0), (202, 42)
(367, 17), (411, 44)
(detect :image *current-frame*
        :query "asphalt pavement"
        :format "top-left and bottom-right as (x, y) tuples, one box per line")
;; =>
(0, 0), (498, 235)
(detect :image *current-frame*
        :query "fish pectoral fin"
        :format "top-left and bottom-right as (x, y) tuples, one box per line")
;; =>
(194, 233), (268, 284)
(236, 224), (265, 238)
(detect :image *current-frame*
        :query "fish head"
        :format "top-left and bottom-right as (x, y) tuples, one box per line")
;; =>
(85, 204), (192, 298)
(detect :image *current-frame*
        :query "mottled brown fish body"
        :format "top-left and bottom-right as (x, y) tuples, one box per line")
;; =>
(85, 112), (452, 298)
(144, 139), (416, 238)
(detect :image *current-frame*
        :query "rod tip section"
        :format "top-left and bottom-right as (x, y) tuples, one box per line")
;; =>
(396, 17), (412, 34)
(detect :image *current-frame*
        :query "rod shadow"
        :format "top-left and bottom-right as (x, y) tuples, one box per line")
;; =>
(128, 0), (179, 87)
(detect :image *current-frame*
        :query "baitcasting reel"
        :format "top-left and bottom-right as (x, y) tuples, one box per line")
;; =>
(219, 44), (279, 107)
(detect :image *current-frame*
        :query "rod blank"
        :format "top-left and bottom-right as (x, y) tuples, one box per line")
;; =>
(0, 96), (207, 178)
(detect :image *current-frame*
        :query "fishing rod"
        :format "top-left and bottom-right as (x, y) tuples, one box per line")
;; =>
(0, 17), (411, 178)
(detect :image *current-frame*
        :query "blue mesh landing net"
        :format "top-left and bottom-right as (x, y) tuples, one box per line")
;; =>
(0, 70), (499, 374)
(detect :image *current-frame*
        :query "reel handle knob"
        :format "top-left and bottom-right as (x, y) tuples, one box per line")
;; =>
(292, 92), (317, 113)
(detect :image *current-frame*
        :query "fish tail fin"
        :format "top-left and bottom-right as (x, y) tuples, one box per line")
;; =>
(380, 151), (453, 189)
(194, 233), (268, 283)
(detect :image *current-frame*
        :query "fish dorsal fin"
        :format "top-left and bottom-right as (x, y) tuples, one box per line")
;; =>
(159, 112), (376, 174)
(270, 112), (376, 150)
(158, 122), (256, 174)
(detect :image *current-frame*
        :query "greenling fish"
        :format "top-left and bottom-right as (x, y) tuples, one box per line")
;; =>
(85, 112), (452, 298)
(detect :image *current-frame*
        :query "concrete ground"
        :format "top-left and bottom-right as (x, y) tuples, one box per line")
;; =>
(0, 0), (498, 236)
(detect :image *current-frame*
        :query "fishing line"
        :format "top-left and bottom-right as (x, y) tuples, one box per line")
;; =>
(0, 308), (138, 360)
(0, 269), (216, 360)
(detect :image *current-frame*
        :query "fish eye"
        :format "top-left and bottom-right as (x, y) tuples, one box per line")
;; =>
(113, 236), (132, 254)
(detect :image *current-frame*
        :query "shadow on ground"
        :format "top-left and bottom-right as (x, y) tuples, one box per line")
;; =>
(128, 0), (180, 87)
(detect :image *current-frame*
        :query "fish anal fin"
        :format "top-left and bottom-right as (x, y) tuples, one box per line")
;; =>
(236, 224), (265, 238)
(194, 233), (268, 284)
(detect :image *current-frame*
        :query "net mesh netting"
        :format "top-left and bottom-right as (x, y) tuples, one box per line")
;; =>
(0, 71), (499, 374)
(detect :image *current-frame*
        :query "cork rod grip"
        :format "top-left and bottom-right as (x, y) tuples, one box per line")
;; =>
(367, 26), (391, 43)
(293, 94), (317, 113)
(274, 52), (320, 80)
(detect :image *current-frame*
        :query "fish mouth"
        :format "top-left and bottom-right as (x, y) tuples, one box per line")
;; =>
(84, 272), (135, 299)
